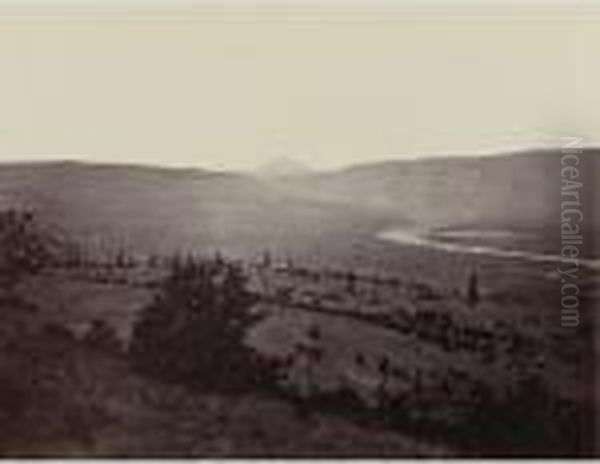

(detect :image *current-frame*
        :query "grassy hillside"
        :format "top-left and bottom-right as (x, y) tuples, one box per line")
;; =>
(1, 149), (597, 261)
(275, 149), (599, 234)
(0, 161), (388, 260)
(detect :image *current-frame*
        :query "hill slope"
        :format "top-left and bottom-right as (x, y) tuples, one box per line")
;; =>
(0, 149), (597, 259)
(276, 148), (599, 231)
(0, 161), (386, 259)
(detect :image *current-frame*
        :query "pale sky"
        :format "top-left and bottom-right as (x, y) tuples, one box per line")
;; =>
(0, 0), (598, 170)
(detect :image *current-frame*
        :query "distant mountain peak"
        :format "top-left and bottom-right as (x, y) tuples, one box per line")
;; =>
(255, 157), (313, 178)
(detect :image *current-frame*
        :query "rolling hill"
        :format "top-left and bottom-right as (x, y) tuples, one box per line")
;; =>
(0, 161), (387, 260)
(0, 148), (597, 260)
(275, 148), (599, 229)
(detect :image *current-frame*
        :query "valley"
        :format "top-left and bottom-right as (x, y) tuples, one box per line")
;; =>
(0, 149), (597, 456)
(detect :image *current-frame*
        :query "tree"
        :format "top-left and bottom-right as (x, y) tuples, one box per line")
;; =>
(146, 253), (160, 269)
(130, 255), (279, 392)
(292, 324), (324, 398)
(376, 355), (391, 409)
(346, 271), (357, 295)
(467, 270), (480, 308)
(84, 319), (121, 352)
(0, 209), (51, 291)
(354, 352), (366, 367)
(260, 249), (272, 268)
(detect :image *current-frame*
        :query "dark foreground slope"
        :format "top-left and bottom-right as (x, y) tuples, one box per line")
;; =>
(0, 297), (447, 457)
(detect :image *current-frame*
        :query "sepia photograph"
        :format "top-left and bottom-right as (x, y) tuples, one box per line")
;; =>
(0, 0), (598, 458)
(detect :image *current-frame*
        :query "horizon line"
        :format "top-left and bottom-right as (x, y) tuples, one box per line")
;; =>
(0, 144), (596, 174)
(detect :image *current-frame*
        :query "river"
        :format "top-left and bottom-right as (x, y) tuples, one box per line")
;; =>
(377, 228), (600, 271)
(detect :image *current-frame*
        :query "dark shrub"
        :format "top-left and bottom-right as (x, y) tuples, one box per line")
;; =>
(130, 255), (280, 393)
(41, 322), (75, 342)
(467, 270), (480, 308)
(84, 319), (122, 352)
(0, 210), (52, 290)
